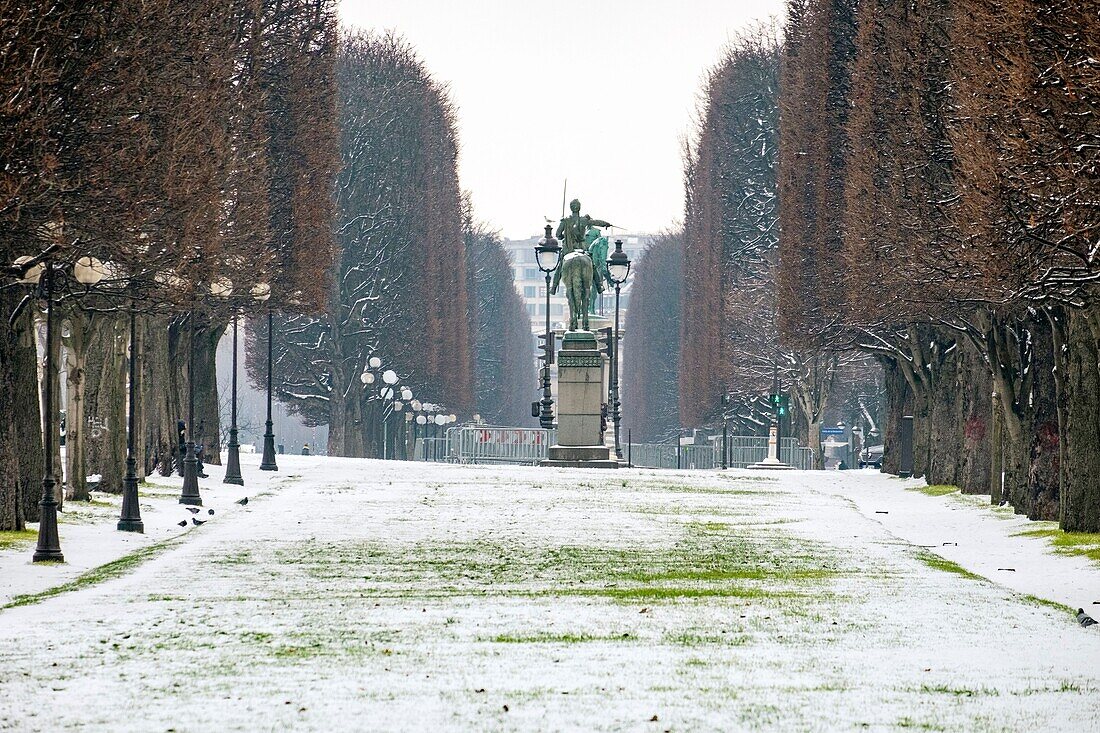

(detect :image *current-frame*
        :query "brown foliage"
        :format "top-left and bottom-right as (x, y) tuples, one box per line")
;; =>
(623, 231), (683, 442)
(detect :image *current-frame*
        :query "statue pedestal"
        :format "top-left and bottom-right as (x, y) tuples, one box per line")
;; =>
(542, 331), (619, 469)
(748, 424), (794, 470)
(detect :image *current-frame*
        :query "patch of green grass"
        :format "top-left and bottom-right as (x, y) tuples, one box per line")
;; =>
(911, 485), (960, 497)
(667, 632), (752, 646)
(1014, 527), (1100, 564)
(914, 550), (983, 581)
(488, 632), (636, 643)
(273, 642), (325, 659)
(565, 586), (801, 601)
(0, 529), (37, 550)
(1019, 593), (1075, 616)
(215, 550), (253, 565)
(3, 536), (183, 609)
(621, 567), (835, 583)
(269, 514), (847, 609)
(919, 684), (999, 697)
(897, 716), (945, 731)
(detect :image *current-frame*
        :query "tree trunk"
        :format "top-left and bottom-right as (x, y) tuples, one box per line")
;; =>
(166, 317), (189, 474)
(1060, 306), (1100, 532)
(0, 289), (35, 531)
(989, 392), (1003, 504)
(15, 307), (43, 524)
(63, 310), (91, 501)
(1026, 324), (1059, 520)
(193, 319), (228, 465)
(956, 340), (992, 494)
(880, 356), (908, 475)
(143, 317), (176, 476)
(85, 315), (128, 494)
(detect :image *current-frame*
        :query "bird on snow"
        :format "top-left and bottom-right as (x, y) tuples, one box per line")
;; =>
(191, 517), (206, 526)
(1078, 609), (1097, 627)
(236, 497), (248, 506)
(185, 507), (200, 514)
(207, 509), (214, 515)
(177, 520), (187, 527)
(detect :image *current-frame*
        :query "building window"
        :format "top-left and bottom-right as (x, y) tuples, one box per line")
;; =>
(539, 286), (547, 298)
(524, 268), (541, 280)
(526, 303), (537, 316)
(523, 286), (537, 298)
(551, 304), (564, 316)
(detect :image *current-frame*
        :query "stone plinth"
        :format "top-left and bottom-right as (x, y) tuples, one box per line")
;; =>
(748, 423), (794, 470)
(542, 330), (618, 469)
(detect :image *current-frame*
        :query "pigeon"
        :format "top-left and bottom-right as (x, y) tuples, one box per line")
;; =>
(177, 520), (187, 527)
(191, 517), (205, 526)
(1077, 609), (1097, 627)
(236, 497), (248, 506)
(207, 509), (215, 515)
(186, 507), (200, 514)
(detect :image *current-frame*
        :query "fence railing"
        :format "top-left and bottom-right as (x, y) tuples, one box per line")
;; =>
(414, 427), (815, 470)
(415, 426), (555, 465)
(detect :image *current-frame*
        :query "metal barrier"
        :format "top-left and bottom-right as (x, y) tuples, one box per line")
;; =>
(415, 426), (555, 465)
(628, 437), (816, 470)
(413, 426), (816, 470)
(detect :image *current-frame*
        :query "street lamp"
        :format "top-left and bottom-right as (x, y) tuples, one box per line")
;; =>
(606, 239), (631, 461)
(117, 269), (144, 532)
(254, 283), (278, 471)
(534, 224), (561, 429)
(9, 246), (75, 560)
(180, 279), (232, 505)
(222, 283), (265, 486)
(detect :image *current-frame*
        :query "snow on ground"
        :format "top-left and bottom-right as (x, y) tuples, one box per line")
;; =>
(1, 457), (1098, 732)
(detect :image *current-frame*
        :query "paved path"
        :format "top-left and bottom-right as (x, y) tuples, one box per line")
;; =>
(1, 458), (1098, 731)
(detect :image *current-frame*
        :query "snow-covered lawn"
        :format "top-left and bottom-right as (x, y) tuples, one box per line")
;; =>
(1, 457), (1098, 731)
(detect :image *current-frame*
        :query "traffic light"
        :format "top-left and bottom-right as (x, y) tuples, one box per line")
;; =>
(538, 330), (555, 364)
(596, 327), (613, 359)
(769, 393), (790, 417)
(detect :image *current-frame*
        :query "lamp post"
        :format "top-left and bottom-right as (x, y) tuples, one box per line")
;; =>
(606, 238), (631, 461)
(178, 277), (234, 505)
(534, 224), (561, 429)
(118, 278), (144, 531)
(222, 310), (244, 485)
(10, 247), (108, 558)
(257, 285), (277, 471)
(177, 326), (202, 507)
(224, 282), (270, 483)
(380, 370), (398, 460)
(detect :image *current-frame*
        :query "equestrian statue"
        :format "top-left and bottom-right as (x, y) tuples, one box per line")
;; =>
(551, 198), (611, 331)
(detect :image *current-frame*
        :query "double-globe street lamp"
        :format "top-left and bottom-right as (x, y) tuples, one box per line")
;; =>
(534, 224), (561, 429)
(222, 281), (271, 486)
(178, 277), (238, 506)
(606, 239), (632, 461)
(8, 245), (105, 560)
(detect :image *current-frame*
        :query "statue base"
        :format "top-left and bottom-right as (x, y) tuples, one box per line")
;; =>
(746, 457), (795, 470)
(542, 444), (620, 469)
(748, 424), (794, 469)
(541, 331), (620, 470)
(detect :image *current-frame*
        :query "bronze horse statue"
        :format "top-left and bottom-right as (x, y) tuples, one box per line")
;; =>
(553, 248), (596, 331)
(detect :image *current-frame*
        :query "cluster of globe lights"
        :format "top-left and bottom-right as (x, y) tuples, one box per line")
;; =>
(359, 358), (457, 427)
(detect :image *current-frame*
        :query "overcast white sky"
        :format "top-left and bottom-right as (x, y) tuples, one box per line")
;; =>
(339, 1), (785, 239)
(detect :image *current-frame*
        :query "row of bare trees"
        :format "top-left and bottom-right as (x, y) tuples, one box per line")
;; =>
(673, 23), (876, 465)
(0, 1), (339, 531)
(246, 32), (530, 458)
(778, 0), (1099, 530)
(621, 231), (683, 442)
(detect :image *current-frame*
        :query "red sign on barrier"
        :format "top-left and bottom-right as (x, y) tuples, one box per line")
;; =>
(474, 429), (545, 446)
